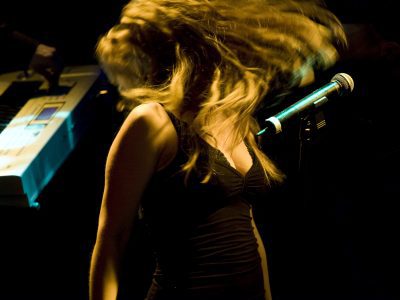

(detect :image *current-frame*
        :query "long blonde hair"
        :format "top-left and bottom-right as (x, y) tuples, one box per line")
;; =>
(96, 0), (346, 184)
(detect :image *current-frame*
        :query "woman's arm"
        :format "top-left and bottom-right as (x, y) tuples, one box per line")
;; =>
(89, 103), (177, 300)
(251, 208), (273, 300)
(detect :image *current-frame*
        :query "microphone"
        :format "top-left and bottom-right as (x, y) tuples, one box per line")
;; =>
(257, 73), (354, 136)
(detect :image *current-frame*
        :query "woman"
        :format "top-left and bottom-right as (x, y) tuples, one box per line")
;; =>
(89, 1), (346, 299)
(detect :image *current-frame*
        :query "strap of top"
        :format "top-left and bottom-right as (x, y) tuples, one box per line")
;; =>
(163, 108), (189, 145)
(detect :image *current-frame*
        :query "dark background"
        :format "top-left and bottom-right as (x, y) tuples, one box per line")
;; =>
(0, 1), (399, 299)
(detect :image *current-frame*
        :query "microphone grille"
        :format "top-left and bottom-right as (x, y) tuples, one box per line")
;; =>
(331, 73), (355, 94)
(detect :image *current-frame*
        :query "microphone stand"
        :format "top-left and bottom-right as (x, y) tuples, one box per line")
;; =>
(294, 99), (330, 230)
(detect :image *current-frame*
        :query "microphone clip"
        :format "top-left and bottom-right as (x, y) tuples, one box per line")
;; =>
(258, 96), (329, 137)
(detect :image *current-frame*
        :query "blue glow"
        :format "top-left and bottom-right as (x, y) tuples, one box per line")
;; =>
(0, 111), (70, 151)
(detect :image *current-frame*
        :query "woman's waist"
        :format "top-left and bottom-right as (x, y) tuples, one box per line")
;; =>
(153, 257), (264, 294)
(153, 219), (260, 272)
(153, 235), (262, 285)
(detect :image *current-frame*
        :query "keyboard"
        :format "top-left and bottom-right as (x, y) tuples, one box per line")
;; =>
(0, 65), (104, 208)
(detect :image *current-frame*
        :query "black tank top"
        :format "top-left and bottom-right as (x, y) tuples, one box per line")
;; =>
(141, 112), (268, 300)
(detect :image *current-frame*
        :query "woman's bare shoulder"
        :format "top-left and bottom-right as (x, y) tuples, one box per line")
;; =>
(121, 102), (178, 170)
(118, 103), (171, 140)
(124, 102), (167, 126)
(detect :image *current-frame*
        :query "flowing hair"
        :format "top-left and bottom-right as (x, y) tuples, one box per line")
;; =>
(96, 0), (346, 184)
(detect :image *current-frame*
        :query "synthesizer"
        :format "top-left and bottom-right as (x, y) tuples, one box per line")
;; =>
(0, 65), (106, 208)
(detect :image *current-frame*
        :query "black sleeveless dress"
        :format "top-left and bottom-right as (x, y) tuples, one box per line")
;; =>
(141, 112), (269, 300)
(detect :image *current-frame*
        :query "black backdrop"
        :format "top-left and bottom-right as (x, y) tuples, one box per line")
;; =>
(0, 1), (399, 299)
